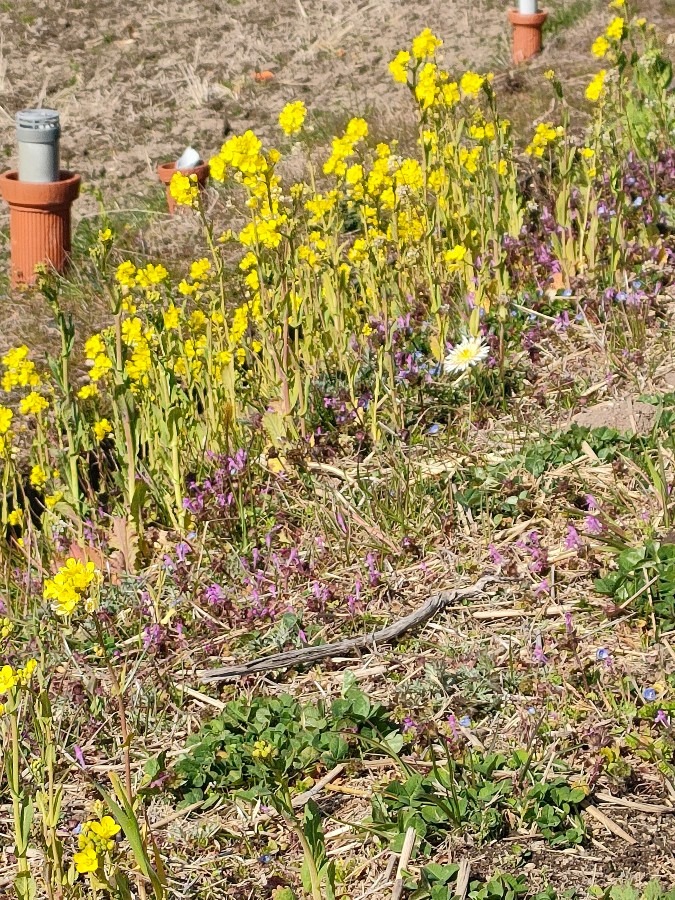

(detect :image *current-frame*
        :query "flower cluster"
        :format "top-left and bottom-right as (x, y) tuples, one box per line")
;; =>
(525, 122), (564, 158)
(43, 559), (100, 617)
(169, 171), (200, 208)
(73, 815), (120, 875)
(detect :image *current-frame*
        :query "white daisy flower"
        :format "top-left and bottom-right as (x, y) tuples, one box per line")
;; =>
(443, 335), (489, 374)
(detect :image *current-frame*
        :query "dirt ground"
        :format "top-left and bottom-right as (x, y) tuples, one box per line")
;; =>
(2, 0), (673, 210)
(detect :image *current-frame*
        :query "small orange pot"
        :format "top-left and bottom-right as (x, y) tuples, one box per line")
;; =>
(157, 161), (210, 215)
(508, 9), (548, 64)
(0, 170), (81, 287)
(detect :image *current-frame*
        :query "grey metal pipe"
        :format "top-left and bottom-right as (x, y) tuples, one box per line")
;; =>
(16, 109), (61, 183)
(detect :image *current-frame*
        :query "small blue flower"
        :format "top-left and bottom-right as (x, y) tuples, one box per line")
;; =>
(596, 648), (610, 661)
(632, 196), (643, 207)
(459, 715), (471, 728)
(426, 423), (442, 436)
(642, 687), (657, 702)
(562, 288), (573, 297)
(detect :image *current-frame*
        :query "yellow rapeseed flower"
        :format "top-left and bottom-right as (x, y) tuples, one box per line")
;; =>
(93, 419), (113, 443)
(0, 407), (13, 435)
(460, 71), (484, 97)
(73, 843), (99, 875)
(7, 509), (21, 527)
(389, 50), (411, 84)
(0, 665), (17, 693)
(20, 392), (49, 416)
(278, 100), (307, 135)
(77, 384), (99, 400)
(411, 28), (443, 60)
(592, 35), (610, 57)
(170, 172), (200, 207)
(29, 465), (48, 488)
(605, 16), (624, 40)
(115, 261), (137, 288)
(585, 69), (607, 102)
(45, 492), (63, 510)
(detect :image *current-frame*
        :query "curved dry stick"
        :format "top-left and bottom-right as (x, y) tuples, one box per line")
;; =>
(199, 575), (495, 682)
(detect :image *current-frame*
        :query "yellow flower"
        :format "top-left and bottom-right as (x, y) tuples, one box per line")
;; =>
(585, 69), (607, 102)
(135, 263), (168, 289)
(89, 354), (113, 382)
(460, 71), (484, 97)
(395, 158), (424, 191)
(29, 465), (48, 488)
(20, 392), (49, 416)
(163, 304), (181, 330)
(544, 69), (556, 80)
(73, 843), (99, 875)
(0, 665), (17, 693)
(441, 81), (460, 106)
(98, 228), (112, 243)
(411, 28), (443, 60)
(45, 492), (63, 510)
(580, 147), (595, 158)
(592, 35), (610, 57)
(389, 50), (411, 84)
(115, 261), (137, 288)
(251, 738), (276, 760)
(635, 17), (646, 27)
(2, 346), (40, 391)
(609, 0), (624, 8)
(605, 16), (624, 40)
(7, 509), (22, 527)
(44, 559), (100, 617)
(345, 118), (368, 141)
(170, 172), (200, 207)
(444, 244), (468, 270)
(278, 100), (307, 135)
(93, 419), (113, 443)
(190, 258), (211, 281)
(77, 384), (99, 400)
(415, 62), (438, 109)
(89, 816), (120, 841)
(0, 407), (13, 435)
(84, 334), (106, 360)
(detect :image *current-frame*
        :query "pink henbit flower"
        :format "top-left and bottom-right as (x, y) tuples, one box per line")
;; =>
(565, 525), (582, 550)
(584, 514), (603, 535)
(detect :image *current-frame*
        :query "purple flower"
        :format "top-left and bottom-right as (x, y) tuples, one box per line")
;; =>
(403, 716), (417, 733)
(564, 611), (574, 633)
(142, 624), (162, 649)
(74, 745), (86, 769)
(488, 544), (505, 566)
(565, 525), (582, 551)
(596, 647), (610, 662)
(584, 515), (603, 535)
(175, 541), (191, 563)
(533, 636), (547, 665)
(585, 494), (599, 511)
(655, 710), (670, 727)
(533, 578), (550, 596)
(204, 583), (225, 606)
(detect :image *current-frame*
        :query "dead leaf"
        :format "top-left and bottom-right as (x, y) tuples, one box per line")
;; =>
(108, 516), (139, 574)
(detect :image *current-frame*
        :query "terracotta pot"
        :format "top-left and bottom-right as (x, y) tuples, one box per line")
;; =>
(157, 161), (210, 215)
(0, 170), (80, 287)
(508, 9), (548, 64)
